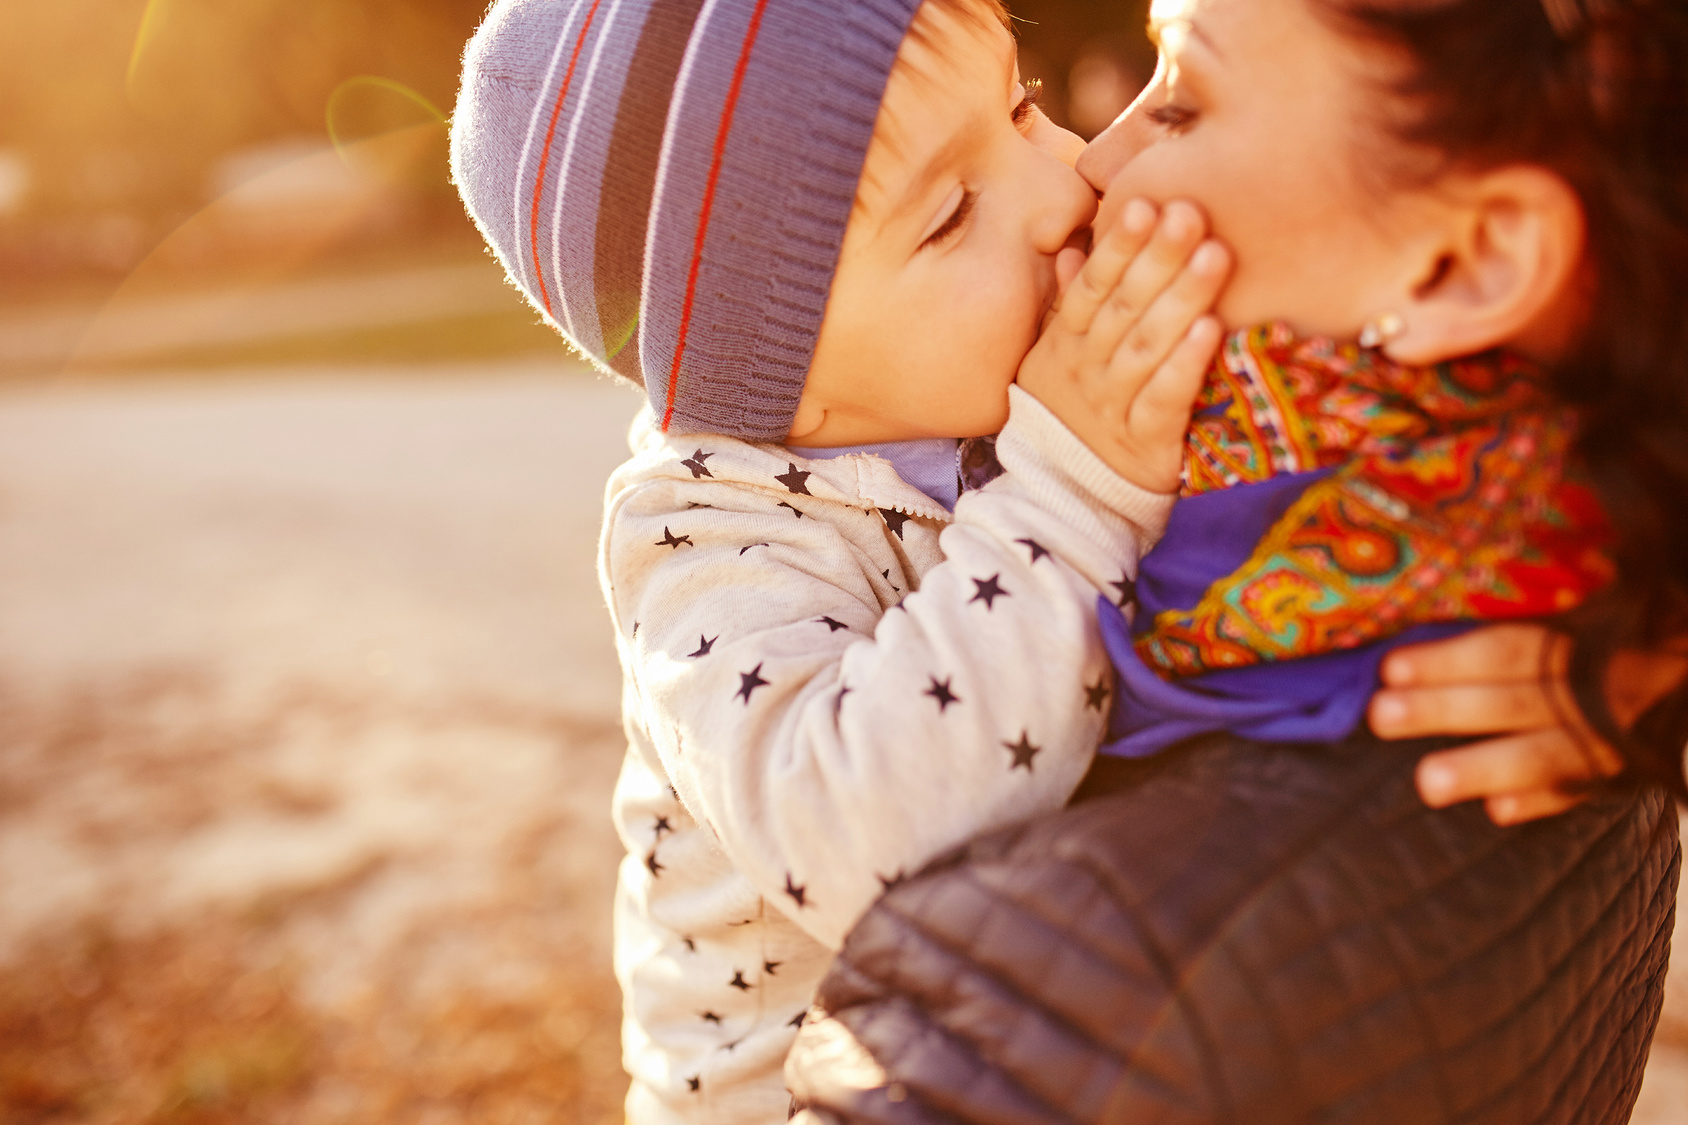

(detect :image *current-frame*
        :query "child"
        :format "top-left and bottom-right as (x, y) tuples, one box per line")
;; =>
(452, 0), (1226, 1120)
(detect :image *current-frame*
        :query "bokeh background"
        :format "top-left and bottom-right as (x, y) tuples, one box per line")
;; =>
(0, 2), (1681, 1123)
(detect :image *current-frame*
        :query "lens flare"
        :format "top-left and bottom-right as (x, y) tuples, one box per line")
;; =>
(125, 0), (171, 102)
(326, 76), (447, 158)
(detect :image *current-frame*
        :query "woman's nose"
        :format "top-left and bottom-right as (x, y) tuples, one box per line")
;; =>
(1077, 114), (1137, 196)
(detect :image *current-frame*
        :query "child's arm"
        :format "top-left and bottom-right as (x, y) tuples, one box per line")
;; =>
(1016, 199), (1231, 490)
(605, 407), (1165, 951)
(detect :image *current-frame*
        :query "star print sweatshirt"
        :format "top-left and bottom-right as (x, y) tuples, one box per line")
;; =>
(600, 386), (1175, 1125)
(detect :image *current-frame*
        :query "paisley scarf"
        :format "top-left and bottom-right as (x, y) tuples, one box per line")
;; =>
(1102, 323), (1613, 757)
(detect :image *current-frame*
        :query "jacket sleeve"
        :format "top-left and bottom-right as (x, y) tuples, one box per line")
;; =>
(602, 388), (1175, 949)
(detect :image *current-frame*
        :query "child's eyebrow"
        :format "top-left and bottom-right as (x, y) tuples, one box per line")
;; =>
(864, 33), (1018, 240)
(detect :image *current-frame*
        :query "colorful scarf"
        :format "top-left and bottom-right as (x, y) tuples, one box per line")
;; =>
(1102, 323), (1613, 756)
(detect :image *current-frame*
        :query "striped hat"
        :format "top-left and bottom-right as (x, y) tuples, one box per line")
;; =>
(451, 0), (926, 441)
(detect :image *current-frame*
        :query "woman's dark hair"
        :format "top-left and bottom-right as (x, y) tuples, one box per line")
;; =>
(1318, 0), (1688, 781)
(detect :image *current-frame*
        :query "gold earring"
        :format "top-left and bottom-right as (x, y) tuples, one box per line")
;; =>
(1359, 312), (1405, 350)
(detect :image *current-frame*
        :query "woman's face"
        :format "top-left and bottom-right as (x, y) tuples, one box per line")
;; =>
(1078, 0), (1441, 339)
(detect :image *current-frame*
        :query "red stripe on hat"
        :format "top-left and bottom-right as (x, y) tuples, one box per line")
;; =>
(529, 0), (607, 316)
(662, 0), (771, 432)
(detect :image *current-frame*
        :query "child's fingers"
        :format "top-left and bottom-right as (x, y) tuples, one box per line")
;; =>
(1125, 314), (1222, 446)
(1082, 202), (1210, 362)
(1101, 238), (1229, 392)
(1054, 199), (1158, 334)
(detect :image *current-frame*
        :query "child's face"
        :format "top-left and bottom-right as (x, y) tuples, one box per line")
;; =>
(791, 3), (1097, 446)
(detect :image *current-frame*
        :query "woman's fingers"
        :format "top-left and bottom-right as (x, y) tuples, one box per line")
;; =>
(1415, 729), (1620, 808)
(1055, 198), (1159, 334)
(1485, 788), (1587, 826)
(1381, 623), (1561, 688)
(1370, 680), (1558, 738)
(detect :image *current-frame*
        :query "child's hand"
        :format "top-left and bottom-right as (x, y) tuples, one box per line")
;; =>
(1017, 198), (1231, 492)
(1369, 624), (1688, 824)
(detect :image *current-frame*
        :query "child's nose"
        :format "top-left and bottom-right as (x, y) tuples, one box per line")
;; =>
(1031, 160), (1100, 254)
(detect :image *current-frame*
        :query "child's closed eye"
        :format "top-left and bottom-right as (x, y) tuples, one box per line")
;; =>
(920, 186), (978, 250)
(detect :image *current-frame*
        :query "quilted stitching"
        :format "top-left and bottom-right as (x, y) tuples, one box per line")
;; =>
(787, 734), (1680, 1125)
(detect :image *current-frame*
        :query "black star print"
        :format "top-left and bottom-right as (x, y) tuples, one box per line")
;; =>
(739, 542), (770, 556)
(784, 873), (811, 908)
(1016, 537), (1051, 563)
(658, 527), (694, 549)
(777, 501), (805, 518)
(878, 508), (911, 540)
(881, 569), (900, 593)
(1110, 572), (1137, 608)
(728, 970), (753, 991)
(727, 918), (755, 927)
(668, 784), (679, 801)
(877, 869), (907, 892)
(701, 1011), (723, 1024)
(763, 960), (782, 976)
(682, 450), (715, 478)
(687, 1076), (701, 1093)
(925, 676), (961, 712)
(645, 849), (664, 877)
(686, 502), (717, 511)
(970, 574), (1010, 610)
(654, 815), (673, 839)
(776, 463), (813, 494)
(816, 616), (850, 632)
(633, 622), (640, 637)
(1086, 676), (1111, 712)
(1005, 731), (1041, 772)
(688, 635), (718, 658)
(682, 936), (696, 952)
(736, 664), (770, 704)
(788, 1010), (807, 1029)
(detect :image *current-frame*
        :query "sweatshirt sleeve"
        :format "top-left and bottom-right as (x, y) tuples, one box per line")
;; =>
(603, 388), (1175, 949)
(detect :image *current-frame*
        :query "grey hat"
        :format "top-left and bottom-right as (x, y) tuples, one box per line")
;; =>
(452, 0), (926, 440)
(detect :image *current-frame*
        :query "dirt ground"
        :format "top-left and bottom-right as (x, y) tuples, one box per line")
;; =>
(0, 368), (1682, 1124)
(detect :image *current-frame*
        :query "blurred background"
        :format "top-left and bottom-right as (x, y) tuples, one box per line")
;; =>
(0, 2), (1680, 1123)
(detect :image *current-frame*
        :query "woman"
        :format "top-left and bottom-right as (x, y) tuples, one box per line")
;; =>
(788, 0), (1687, 1120)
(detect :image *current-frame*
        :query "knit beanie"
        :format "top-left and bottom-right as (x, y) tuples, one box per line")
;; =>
(451, 0), (925, 441)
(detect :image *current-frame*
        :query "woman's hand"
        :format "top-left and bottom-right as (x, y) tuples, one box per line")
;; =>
(1368, 624), (1688, 824)
(1016, 198), (1231, 492)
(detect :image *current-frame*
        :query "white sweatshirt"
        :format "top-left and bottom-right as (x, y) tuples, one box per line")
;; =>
(600, 387), (1174, 1124)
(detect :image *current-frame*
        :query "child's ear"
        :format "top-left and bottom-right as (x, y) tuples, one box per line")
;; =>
(1384, 167), (1587, 366)
(786, 394), (828, 443)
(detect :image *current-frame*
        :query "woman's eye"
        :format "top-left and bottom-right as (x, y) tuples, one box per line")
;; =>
(921, 189), (978, 250)
(1011, 78), (1043, 128)
(1146, 102), (1198, 133)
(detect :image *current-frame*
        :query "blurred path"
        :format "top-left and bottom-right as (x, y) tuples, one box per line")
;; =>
(0, 265), (519, 372)
(0, 365), (641, 1122)
(0, 368), (1679, 1123)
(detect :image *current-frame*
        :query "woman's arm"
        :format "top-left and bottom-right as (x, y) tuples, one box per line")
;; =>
(1367, 623), (1688, 823)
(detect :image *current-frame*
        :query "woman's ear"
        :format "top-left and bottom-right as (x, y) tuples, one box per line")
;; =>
(1384, 167), (1587, 365)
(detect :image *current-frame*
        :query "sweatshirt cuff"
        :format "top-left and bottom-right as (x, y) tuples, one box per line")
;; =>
(995, 385), (1178, 548)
